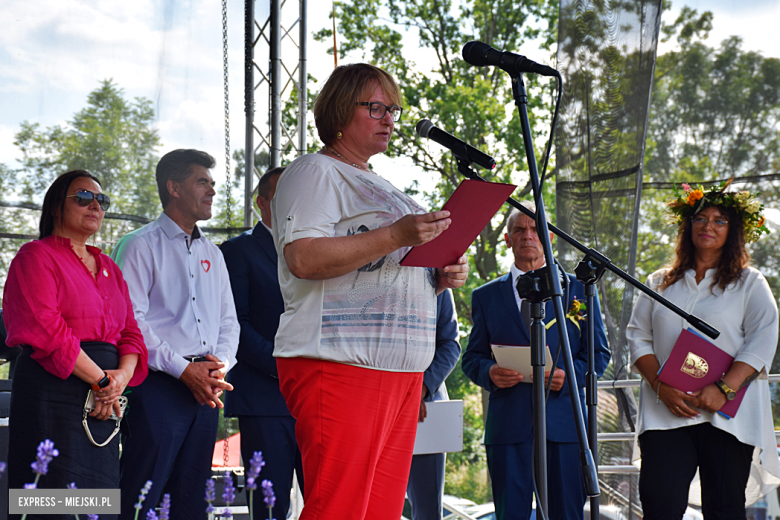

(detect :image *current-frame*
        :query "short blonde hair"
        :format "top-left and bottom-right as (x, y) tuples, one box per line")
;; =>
(313, 63), (402, 146)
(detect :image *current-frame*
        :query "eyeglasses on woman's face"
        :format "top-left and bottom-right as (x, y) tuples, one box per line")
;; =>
(66, 190), (111, 212)
(356, 101), (403, 122)
(691, 215), (728, 228)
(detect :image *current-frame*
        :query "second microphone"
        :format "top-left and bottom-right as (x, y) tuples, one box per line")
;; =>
(416, 119), (496, 170)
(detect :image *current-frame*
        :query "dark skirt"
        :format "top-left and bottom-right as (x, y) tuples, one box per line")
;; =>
(8, 342), (120, 520)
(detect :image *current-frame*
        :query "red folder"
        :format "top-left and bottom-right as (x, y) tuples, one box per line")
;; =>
(400, 179), (516, 268)
(657, 328), (747, 418)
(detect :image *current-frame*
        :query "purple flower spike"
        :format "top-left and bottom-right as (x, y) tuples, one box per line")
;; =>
(159, 493), (170, 520)
(223, 508), (232, 519)
(31, 439), (59, 476)
(0, 462), (6, 477)
(222, 473), (236, 506)
(87, 514), (99, 520)
(261, 479), (276, 508)
(246, 451), (265, 491)
(204, 478), (216, 513)
(24, 483), (36, 489)
(135, 480), (153, 510)
(145, 510), (158, 520)
(67, 482), (77, 489)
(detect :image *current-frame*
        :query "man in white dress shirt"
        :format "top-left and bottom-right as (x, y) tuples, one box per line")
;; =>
(112, 149), (240, 520)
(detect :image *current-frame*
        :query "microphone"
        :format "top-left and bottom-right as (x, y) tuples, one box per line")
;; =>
(462, 41), (559, 78)
(415, 119), (496, 170)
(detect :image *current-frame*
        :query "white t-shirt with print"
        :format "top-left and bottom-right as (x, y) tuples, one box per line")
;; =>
(271, 153), (437, 372)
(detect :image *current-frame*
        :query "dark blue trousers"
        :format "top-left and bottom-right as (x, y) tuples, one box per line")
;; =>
(119, 370), (218, 520)
(487, 440), (585, 520)
(237, 415), (303, 520)
(407, 452), (446, 520)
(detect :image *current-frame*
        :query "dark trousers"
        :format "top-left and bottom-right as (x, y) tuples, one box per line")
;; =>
(487, 440), (585, 520)
(9, 344), (119, 520)
(119, 370), (219, 520)
(407, 452), (446, 520)
(237, 415), (303, 519)
(639, 423), (754, 520)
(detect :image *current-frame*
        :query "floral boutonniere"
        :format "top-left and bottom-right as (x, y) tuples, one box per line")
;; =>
(566, 297), (587, 323)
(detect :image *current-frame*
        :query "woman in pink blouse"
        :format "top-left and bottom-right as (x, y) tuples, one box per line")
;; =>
(3, 170), (148, 510)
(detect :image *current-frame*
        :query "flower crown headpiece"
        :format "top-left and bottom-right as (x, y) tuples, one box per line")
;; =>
(666, 179), (770, 244)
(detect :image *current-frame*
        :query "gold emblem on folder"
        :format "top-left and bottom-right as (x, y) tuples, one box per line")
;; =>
(680, 352), (708, 378)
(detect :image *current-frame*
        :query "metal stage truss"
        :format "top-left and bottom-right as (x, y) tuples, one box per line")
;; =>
(244, 0), (309, 227)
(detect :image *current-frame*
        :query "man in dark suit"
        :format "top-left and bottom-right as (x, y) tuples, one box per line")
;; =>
(220, 167), (303, 519)
(406, 289), (461, 520)
(462, 203), (610, 520)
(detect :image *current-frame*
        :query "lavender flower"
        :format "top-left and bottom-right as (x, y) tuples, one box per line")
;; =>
(204, 478), (216, 513)
(0, 462), (6, 477)
(133, 480), (153, 520)
(24, 483), (36, 489)
(135, 480), (153, 510)
(158, 493), (170, 520)
(261, 479), (276, 508)
(222, 473), (235, 505)
(67, 482), (77, 489)
(31, 439), (59, 476)
(87, 515), (99, 520)
(145, 510), (158, 520)
(245, 451), (265, 491)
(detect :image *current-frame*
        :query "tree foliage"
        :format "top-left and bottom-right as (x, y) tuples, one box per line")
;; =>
(13, 80), (162, 224)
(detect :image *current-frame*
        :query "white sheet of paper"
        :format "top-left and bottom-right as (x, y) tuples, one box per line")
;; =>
(412, 399), (464, 455)
(491, 344), (553, 381)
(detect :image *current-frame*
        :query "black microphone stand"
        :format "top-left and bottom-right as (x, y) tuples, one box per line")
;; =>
(510, 71), (599, 519)
(452, 72), (721, 520)
(574, 256), (609, 520)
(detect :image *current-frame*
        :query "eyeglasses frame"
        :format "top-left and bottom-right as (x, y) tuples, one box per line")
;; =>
(691, 215), (728, 228)
(355, 101), (403, 122)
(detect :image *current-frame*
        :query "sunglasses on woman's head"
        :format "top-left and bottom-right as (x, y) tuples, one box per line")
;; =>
(66, 190), (111, 211)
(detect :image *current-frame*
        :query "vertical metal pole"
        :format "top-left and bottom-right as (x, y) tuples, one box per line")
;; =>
(298, 0), (307, 156)
(530, 302), (548, 518)
(244, 0), (255, 228)
(586, 282), (599, 520)
(270, 0), (282, 168)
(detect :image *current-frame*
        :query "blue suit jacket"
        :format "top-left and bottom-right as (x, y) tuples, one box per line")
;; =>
(220, 224), (290, 417)
(424, 290), (462, 402)
(462, 272), (610, 444)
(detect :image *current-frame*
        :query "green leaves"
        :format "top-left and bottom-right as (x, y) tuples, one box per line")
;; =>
(14, 80), (162, 221)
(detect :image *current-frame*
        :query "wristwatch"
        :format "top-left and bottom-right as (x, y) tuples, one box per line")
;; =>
(91, 372), (111, 392)
(715, 378), (737, 400)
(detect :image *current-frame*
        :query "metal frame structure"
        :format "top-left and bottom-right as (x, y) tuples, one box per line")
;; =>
(245, 0), (308, 227)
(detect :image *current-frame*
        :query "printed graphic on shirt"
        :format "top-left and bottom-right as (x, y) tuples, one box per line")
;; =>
(201, 260), (211, 273)
(321, 173), (437, 357)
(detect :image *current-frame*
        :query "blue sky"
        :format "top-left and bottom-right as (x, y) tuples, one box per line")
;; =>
(0, 0), (777, 206)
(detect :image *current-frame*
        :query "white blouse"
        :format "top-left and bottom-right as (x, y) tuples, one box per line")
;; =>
(627, 266), (780, 504)
(271, 153), (437, 372)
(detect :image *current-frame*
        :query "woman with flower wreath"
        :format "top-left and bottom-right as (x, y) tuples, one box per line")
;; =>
(627, 180), (779, 519)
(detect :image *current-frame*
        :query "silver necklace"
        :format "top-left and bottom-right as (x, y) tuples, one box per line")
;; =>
(325, 147), (370, 171)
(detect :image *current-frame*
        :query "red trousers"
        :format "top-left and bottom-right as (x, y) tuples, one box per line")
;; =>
(278, 357), (423, 520)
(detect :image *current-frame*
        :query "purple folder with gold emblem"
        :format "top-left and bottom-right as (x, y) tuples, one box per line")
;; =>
(657, 328), (747, 419)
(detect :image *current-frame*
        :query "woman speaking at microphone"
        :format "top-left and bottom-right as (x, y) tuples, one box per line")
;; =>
(271, 63), (469, 520)
(627, 182), (779, 518)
